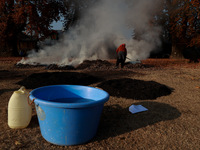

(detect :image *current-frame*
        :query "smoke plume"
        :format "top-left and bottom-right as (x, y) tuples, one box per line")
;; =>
(19, 0), (162, 66)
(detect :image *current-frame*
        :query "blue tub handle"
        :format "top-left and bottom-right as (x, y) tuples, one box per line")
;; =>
(27, 94), (35, 105)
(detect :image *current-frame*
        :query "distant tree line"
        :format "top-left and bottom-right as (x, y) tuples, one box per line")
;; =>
(0, 0), (200, 61)
(158, 0), (200, 61)
(0, 0), (93, 56)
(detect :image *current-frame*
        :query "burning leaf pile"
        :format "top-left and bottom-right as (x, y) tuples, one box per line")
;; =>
(15, 63), (46, 68)
(15, 63), (75, 70)
(15, 59), (153, 70)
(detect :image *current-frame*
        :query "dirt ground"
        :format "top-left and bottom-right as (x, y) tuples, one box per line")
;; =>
(0, 57), (200, 149)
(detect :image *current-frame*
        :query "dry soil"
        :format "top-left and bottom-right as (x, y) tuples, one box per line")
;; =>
(0, 58), (200, 149)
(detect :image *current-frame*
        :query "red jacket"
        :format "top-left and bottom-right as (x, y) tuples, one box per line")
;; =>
(116, 44), (127, 55)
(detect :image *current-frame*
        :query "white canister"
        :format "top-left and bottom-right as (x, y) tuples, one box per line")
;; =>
(8, 86), (32, 129)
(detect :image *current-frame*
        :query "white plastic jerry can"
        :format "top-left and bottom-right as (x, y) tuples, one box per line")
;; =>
(8, 86), (32, 129)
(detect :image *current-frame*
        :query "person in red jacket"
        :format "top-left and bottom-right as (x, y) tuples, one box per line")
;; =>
(116, 43), (127, 68)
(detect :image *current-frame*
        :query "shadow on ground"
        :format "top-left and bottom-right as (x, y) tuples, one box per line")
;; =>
(97, 78), (173, 100)
(95, 101), (181, 141)
(86, 70), (146, 79)
(17, 72), (103, 89)
(28, 115), (39, 128)
(0, 70), (23, 80)
(0, 88), (18, 96)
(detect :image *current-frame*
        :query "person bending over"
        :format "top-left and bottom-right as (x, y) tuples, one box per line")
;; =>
(116, 43), (127, 68)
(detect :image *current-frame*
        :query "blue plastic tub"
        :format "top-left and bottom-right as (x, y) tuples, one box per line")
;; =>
(29, 85), (109, 146)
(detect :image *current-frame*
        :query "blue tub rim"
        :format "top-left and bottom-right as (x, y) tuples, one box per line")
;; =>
(29, 85), (109, 108)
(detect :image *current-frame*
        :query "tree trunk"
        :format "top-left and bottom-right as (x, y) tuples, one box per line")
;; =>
(10, 37), (19, 56)
(170, 35), (185, 59)
(170, 43), (184, 59)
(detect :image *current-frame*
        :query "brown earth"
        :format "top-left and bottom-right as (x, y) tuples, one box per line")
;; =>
(0, 57), (200, 149)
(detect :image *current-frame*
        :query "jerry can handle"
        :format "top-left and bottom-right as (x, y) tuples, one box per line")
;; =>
(18, 86), (26, 93)
(27, 94), (35, 105)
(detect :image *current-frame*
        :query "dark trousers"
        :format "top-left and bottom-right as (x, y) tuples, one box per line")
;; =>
(116, 51), (126, 68)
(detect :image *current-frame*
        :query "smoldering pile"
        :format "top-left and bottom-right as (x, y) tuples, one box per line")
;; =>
(15, 63), (46, 68)
(15, 59), (153, 70)
(15, 63), (75, 70)
(76, 59), (153, 70)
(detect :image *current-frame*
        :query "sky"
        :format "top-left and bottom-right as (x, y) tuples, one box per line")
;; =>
(52, 20), (63, 30)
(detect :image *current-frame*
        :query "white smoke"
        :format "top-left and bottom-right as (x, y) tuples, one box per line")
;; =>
(19, 0), (162, 66)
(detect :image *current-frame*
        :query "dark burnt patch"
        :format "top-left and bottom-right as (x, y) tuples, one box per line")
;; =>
(17, 72), (103, 89)
(97, 78), (173, 100)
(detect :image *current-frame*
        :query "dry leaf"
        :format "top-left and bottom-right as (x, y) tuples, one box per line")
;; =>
(15, 141), (21, 145)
